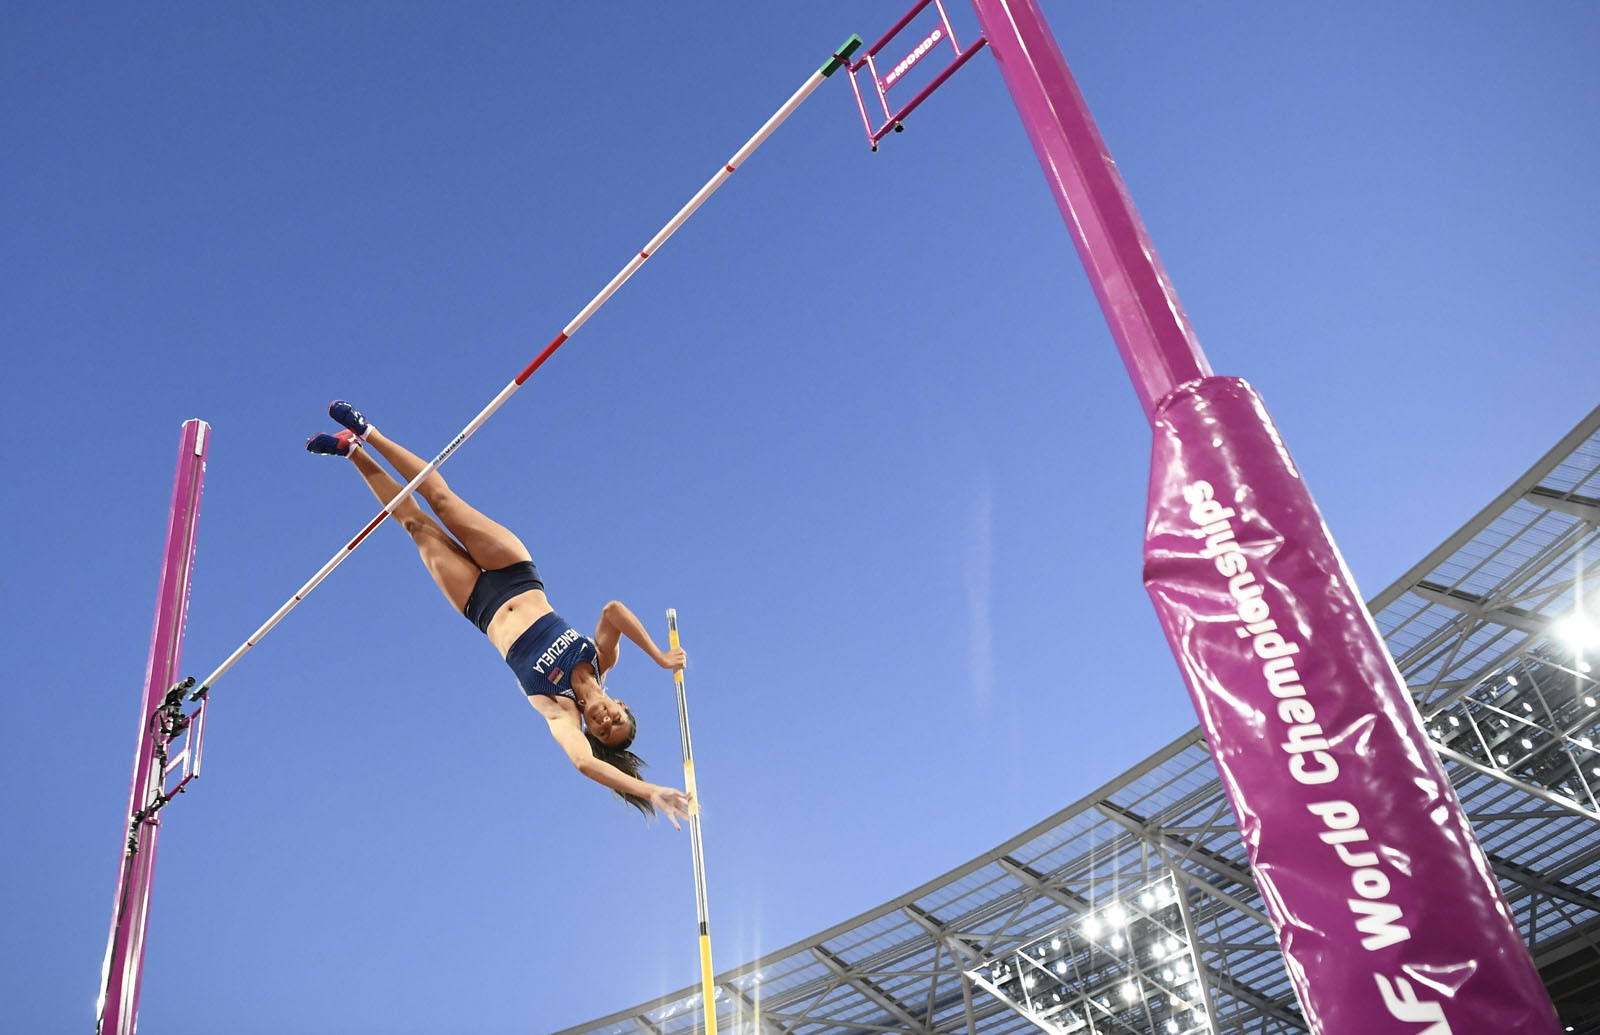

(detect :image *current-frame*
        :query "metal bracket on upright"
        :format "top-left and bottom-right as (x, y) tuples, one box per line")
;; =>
(845, 0), (988, 150)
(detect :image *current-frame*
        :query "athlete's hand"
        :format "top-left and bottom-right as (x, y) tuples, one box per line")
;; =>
(649, 785), (695, 829)
(656, 647), (687, 673)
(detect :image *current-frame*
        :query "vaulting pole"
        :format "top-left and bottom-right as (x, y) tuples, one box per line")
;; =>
(188, 35), (862, 703)
(666, 609), (717, 1035)
(98, 419), (210, 1035)
(965, 1), (1559, 1031)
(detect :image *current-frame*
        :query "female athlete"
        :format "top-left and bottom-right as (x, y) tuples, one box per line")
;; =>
(306, 400), (692, 826)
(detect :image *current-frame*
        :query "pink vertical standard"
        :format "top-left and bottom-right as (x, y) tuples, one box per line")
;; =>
(965, 0), (1559, 1030)
(97, 419), (209, 1035)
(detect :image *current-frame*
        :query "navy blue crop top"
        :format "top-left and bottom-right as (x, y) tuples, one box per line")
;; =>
(462, 560), (545, 632)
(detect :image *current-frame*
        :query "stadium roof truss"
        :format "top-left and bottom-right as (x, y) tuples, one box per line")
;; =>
(559, 406), (1600, 1035)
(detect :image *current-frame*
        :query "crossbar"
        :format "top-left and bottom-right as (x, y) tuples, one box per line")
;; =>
(189, 36), (862, 701)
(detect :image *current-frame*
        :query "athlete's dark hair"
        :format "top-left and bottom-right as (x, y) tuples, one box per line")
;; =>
(585, 706), (650, 816)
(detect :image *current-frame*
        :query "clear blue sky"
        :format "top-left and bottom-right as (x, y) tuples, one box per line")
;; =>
(4, 3), (1596, 1032)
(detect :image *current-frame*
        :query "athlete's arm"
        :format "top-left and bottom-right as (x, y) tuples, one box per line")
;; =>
(593, 600), (686, 675)
(528, 695), (691, 825)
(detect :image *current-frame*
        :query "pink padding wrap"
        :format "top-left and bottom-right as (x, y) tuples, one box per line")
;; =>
(1142, 377), (1558, 1033)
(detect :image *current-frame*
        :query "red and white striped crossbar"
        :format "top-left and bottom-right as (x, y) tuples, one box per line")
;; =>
(191, 38), (861, 700)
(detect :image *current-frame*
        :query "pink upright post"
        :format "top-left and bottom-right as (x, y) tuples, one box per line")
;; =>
(97, 419), (209, 1035)
(965, 2), (1560, 1032)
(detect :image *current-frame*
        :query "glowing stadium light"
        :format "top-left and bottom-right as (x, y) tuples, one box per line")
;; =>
(1162, 967), (1175, 981)
(1140, 891), (1156, 908)
(1581, 660), (1592, 673)
(1167, 1022), (1180, 1034)
(1498, 754), (1511, 765)
(1055, 961), (1067, 975)
(1584, 696), (1596, 708)
(1554, 612), (1599, 651)
(1508, 675), (1520, 686)
(1175, 959), (1191, 976)
(1449, 715), (1461, 726)
(1051, 937), (1062, 951)
(1109, 934), (1124, 950)
(1121, 981), (1137, 1003)
(1523, 702), (1535, 712)
(1082, 916), (1102, 938)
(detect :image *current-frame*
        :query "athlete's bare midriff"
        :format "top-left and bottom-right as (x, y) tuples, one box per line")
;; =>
(485, 587), (553, 656)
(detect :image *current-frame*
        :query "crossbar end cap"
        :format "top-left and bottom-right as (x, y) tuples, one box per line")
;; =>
(821, 33), (863, 77)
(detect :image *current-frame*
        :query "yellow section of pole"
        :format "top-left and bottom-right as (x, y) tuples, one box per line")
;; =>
(667, 609), (716, 1035)
(699, 934), (716, 1035)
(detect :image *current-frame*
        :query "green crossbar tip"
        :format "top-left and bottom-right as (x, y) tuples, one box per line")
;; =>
(820, 34), (863, 77)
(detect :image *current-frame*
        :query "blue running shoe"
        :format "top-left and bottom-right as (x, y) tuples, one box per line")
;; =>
(306, 430), (359, 456)
(328, 400), (371, 437)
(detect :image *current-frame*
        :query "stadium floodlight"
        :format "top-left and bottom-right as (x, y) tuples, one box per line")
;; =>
(967, 872), (1209, 1035)
(1554, 612), (1599, 652)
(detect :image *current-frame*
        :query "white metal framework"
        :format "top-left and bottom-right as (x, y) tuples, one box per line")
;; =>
(559, 405), (1600, 1035)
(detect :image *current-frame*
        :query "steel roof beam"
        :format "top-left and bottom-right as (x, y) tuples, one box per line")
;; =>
(1525, 485), (1600, 526)
(810, 945), (934, 1035)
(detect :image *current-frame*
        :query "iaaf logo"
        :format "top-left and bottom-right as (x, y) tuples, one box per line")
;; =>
(1375, 973), (1451, 1034)
(883, 26), (944, 88)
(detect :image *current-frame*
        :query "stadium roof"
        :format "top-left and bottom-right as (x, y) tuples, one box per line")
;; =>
(559, 405), (1600, 1035)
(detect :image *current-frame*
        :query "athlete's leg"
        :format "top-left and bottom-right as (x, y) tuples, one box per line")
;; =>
(362, 427), (533, 570)
(348, 447), (480, 611)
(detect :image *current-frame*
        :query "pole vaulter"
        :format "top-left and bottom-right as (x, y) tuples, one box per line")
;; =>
(185, 33), (861, 705)
(838, 1), (1559, 1031)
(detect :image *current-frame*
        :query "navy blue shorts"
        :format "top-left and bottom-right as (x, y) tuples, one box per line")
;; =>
(462, 560), (544, 632)
(504, 611), (600, 700)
